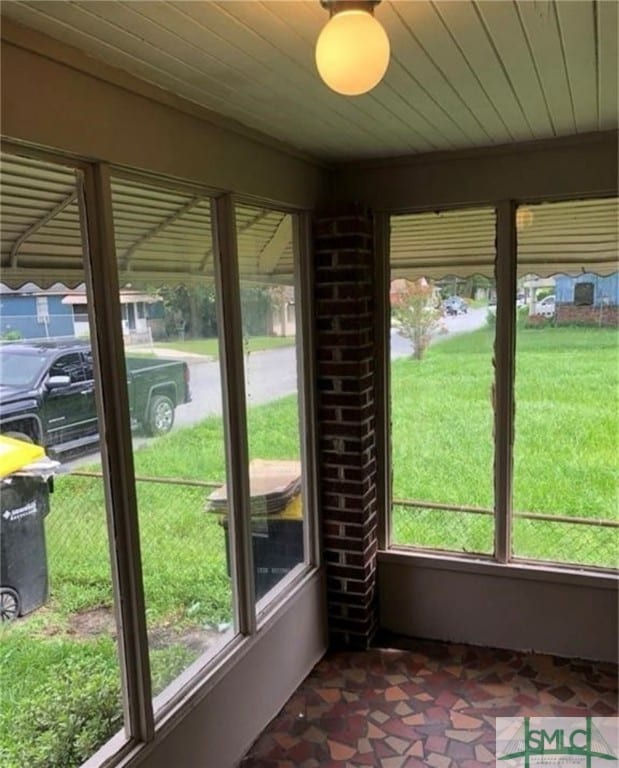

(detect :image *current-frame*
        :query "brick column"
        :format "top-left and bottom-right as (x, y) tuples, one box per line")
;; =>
(313, 204), (378, 649)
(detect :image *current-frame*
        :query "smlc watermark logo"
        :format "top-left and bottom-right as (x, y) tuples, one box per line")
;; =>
(497, 717), (618, 768)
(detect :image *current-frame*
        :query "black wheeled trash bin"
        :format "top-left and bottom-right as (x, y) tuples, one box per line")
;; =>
(219, 515), (303, 600)
(249, 516), (303, 599)
(0, 472), (53, 620)
(208, 459), (304, 601)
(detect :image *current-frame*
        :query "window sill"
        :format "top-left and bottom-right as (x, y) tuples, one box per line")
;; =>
(379, 547), (618, 588)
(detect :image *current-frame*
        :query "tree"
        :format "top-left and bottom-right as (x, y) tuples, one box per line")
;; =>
(156, 284), (218, 339)
(267, 284), (294, 336)
(391, 278), (442, 360)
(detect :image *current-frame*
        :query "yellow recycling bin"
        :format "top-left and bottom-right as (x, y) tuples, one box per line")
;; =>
(0, 435), (45, 478)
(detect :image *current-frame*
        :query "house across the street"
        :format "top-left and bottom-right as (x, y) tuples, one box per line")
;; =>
(0, 283), (163, 343)
(554, 272), (618, 326)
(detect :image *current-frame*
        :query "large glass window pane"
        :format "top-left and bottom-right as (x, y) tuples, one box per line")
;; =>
(514, 198), (619, 568)
(110, 177), (234, 710)
(389, 208), (497, 555)
(234, 204), (306, 604)
(0, 152), (125, 766)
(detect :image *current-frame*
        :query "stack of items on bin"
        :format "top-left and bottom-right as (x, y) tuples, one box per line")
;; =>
(0, 435), (59, 621)
(208, 460), (303, 599)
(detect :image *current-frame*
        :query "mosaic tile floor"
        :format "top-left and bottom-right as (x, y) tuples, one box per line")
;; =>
(239, 635), (617, 768)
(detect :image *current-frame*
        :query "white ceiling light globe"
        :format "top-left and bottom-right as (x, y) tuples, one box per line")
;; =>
(315, 10), (390, 96)
(516, 206), (534, 231)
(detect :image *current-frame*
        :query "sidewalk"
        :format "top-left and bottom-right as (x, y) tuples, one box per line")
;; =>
(127, 344), (214, 363)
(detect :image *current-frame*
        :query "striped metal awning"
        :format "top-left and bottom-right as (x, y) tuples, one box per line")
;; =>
(390, 198), (618, 280)
(61, 291), (157, 305)
(517, 198), (619, 277)
(0, 150), (294, 289)
(1, 153), (83, 287)
(2, 150), (617, 289)
(390, 207), (497, 280)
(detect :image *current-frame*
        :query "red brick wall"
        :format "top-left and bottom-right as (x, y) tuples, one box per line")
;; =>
(314, 205), (378, 648)
(556, 304), (618, 327)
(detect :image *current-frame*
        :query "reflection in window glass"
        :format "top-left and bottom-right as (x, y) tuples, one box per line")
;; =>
(110, 177), (234, 708)
(0, 152), (124, 765)
(514, 199), (619, 568)
(234, 204), (305, 602)
(389, 208), (497, 554)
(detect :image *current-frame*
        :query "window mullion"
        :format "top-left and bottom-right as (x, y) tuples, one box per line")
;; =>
(212, 194), (256, 635)
(374, 210), (391, 551)
(293, 211), (320, 567)
(79, 163), (154, 741)
(494, 201), (517, 563)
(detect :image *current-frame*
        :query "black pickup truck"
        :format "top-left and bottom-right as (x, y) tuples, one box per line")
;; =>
(0, 341), (191, 454)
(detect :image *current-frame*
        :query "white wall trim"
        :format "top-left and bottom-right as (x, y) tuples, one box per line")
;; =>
(379, 552), (618, 663)
(337, 130), (619, 171)
(1, 38), (328, 208)
(335, 131), (618, 211)
(0, 17), (326, 169)
(379, 549), (618, 589)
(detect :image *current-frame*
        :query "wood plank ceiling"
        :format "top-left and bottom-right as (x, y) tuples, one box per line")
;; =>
(1, 0), (617, 161)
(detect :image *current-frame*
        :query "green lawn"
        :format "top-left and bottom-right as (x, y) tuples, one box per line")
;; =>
(391, 325), (618, 566)
(1, 324), (617, 766)
(154, 334), (295, 358)
(23, 393), (302, 632)
(0, 394), (304, 768)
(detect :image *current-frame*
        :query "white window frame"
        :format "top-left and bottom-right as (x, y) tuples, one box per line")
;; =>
(35, 295), (49, 323)
(0, 142), (319, 768)
(380, 200), (618, 576)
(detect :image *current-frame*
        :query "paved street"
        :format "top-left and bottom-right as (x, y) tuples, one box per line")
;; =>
(180, 307), (487, 427)
(173, 345), (300, 429)
(63, 346), (302, 469)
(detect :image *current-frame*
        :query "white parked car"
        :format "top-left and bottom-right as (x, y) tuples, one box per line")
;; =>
(535, 295), (556, 317)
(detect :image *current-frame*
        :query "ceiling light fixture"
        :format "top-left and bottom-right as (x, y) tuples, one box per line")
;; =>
(516, 206), (534, 232)
(316, 0), (390, 96)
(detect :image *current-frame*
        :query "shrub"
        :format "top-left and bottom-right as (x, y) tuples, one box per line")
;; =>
(0, 329), (22, 341)
(151, 644), (198, 694)
(516, 306), (530, 327)
(0, 651), (121, 768)
(536, 288), (554, 301)
(391, 279), (442, 360)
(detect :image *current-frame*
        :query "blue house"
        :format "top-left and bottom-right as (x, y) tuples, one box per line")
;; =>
(554, 272), (618, 326)
(555, 272), (619, 306)
(0, 284), (75, 340)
